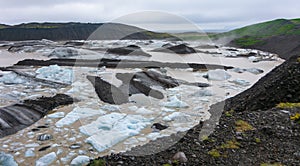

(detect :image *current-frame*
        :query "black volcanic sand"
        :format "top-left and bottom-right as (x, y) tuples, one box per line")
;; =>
(0, 94), (74, 138)
(89, 55), (300, 165)
(15, 58), (233, 71)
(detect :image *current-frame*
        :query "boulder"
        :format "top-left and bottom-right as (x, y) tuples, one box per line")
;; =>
(87, 76), (129, 105)
(151, 123), (168, 131)
(172, 152), (188, 163)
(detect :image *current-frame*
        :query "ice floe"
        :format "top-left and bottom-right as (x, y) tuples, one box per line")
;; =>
(35, 65), (73, 84)
(0, 72), (26, 84)
(190, 89), (214, 97)
(163, 112), (192, 123)
(135, 107), (154, 115)
(229, 79), (251, 86)
(204, 69), (231, 81)
(35, 152), (57, 166)
(47, 112), (65, 119)
(79, 113), (152, 152)
(0, 152), (18, 166)
(25, 149), (35, 157)
(70, 155), (90, 166)
(55, 107), (106, 127)
(100, 105), (120, 112)
(161, 96), (189, 108)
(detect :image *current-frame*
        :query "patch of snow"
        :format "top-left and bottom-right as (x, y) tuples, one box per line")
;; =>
(36, 65), (73, 84)
(79, 113), (152, 152)
(70, 155), (90, 166)
(161, 96), (189, 108)
(35, 152), (57, 166)
(56, 107), (105, 127)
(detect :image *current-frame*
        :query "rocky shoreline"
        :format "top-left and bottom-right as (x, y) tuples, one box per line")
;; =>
(89, 55), (300, 165)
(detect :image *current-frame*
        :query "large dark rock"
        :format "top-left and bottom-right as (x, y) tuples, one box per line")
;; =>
(151, 123), (168, 131)
(152, 44), (197, 54)
(0, 94), (74, 138)
(116, 70), (209, 99)
(106, 45), (151, 57)
(88, 70), (209, 104)
(87, 76), (129, 105)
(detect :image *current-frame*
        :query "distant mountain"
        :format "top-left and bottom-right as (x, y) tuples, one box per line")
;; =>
(213, 18), (300, 59)
(0, 22), (179, 41)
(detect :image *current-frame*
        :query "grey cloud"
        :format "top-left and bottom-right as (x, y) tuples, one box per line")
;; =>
(0, 0), (299, 31)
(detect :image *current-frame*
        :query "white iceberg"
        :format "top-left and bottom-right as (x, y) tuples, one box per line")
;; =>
(47, 47), (79, 58)
(161, 96), (189, 108)
(190, 89), (214, 97)
(79, 113), (152, 152)
(163, 112), (192, 123)
(229, 79), (251, 86)
(55, 107), (105, 127)
(0, 152), (18, 166)
(0, 72), (26, 84)
(135, 107), (154, 114)
(70, 155), (90, 166)
(35, 152), (57, 166)
(248, 56), (260, 62)
(25, 149), (35, 157)
(205, 69), (231, 81)
(161, 107), (175, 112)
(47, 112), (65, 119)
(36, 65), (73, 84)
(101, 105), (120, 112)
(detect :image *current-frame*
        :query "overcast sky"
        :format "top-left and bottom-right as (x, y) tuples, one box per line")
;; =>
(0, 0), (299, 32)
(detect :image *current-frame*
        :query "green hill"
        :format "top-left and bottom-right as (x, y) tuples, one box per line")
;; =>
(0, 22), (178, 41)
(213, 18), (300, 59)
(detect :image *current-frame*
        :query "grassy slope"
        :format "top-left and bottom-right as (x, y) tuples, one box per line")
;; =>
(213, 18), (300, 47)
